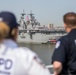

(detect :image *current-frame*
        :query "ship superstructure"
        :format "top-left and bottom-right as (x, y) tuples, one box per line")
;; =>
(17, 10), (66, 44)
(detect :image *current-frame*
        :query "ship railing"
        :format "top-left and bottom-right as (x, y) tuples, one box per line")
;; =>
(46, 65), (54, 75)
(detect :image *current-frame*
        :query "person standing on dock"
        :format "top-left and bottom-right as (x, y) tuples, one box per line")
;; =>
(52, 12), (76, 75)
(0, 11), (51, 75)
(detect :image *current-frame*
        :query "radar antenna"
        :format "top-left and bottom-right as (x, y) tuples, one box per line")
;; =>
(19, 10), (27, 29)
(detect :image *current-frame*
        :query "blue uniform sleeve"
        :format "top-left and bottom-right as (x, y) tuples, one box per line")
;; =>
(52, 40), (66, 64)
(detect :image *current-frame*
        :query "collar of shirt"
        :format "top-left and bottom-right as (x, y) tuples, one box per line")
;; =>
(0, 44), (6, 54)
(69, 28), (76, 34)
(3, 39), (18, 48)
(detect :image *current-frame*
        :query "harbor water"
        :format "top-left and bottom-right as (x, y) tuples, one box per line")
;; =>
(18, 43), (55, 65)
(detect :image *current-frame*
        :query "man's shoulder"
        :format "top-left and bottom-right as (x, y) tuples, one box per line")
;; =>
(57, 34), (69, 46)
(59, 34), (69, 42)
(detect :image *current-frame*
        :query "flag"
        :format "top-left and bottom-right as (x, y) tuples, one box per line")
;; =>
(26, 15), (29, 21)
(26, 15), (30, 25)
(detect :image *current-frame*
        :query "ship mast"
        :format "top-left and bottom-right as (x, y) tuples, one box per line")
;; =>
(19, 10), (27, 29)
(28, 10), (34, 27)
(21, 10), (25, 19)
(28, 10), (40, 28)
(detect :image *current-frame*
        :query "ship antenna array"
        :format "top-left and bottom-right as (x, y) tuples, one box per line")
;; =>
(21, 10), (26, 19)
(28, 10), (34, 16)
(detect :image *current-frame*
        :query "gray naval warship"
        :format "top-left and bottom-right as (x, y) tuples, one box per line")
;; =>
(17, 10), (66, 44)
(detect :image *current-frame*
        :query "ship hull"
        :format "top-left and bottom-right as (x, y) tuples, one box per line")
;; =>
(17, 32), (65, 44)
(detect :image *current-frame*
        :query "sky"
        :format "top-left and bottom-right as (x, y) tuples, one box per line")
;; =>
(0, 0), (76, 26)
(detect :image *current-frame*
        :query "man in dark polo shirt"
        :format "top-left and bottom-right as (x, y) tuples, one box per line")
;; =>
(52, 12), (76, 75)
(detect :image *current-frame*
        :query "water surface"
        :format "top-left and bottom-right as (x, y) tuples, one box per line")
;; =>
(18, 43), (55, 65)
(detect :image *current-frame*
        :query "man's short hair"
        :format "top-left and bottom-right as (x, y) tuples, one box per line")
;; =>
(63, 12), (76, 27)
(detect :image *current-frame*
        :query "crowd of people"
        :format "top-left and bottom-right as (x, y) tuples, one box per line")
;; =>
(0, 11), (76, 75)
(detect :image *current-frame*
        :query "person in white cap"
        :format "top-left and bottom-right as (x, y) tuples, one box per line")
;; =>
(0, 11), (51, 75)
